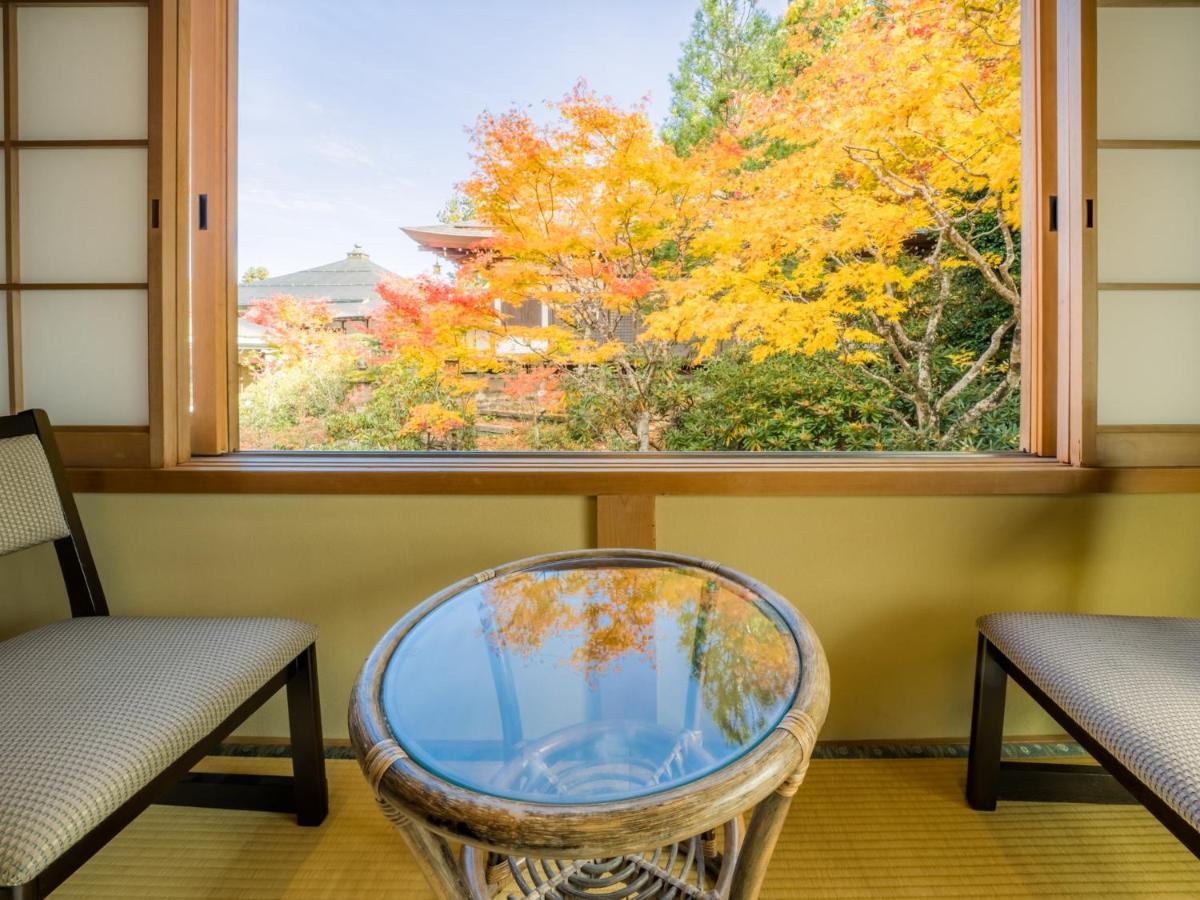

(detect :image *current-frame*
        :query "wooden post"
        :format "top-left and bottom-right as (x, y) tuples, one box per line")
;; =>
(595, 494), (656, 548)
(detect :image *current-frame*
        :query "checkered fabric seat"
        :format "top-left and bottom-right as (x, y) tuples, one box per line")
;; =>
(979, 613), (1200, 834)
(0, 616), (317, 887)
(0, 411), (326, 896)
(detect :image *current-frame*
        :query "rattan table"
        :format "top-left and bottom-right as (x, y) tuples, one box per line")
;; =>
(349, 550), (829, 900)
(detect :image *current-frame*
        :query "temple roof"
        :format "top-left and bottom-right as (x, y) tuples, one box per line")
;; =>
(237, 245), (399, 319)
(400, 222), (494, 260)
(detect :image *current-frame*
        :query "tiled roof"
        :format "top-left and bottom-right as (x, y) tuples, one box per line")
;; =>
(237, 246), (399, 318)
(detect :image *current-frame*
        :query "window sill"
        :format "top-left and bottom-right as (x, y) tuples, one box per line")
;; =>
(66, 452), (1200, 496)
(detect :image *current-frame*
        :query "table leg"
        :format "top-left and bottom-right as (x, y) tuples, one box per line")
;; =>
(727, 766), (807, 900)
(377, 800), (471, 899)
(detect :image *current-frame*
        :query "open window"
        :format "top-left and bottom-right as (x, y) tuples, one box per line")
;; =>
(224, 0), (1035, 457)
(4, 0), (1195, 490)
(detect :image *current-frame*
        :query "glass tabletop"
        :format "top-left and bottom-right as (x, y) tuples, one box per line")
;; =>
(381, 555), (802, 805)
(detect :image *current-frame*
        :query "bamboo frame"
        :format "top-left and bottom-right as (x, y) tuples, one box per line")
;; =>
(348, 550), (830, 900)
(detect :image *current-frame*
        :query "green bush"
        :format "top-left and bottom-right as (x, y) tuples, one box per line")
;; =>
(662, 351), (895, 451)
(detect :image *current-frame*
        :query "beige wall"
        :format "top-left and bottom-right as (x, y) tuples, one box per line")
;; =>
(2, 492), (1198, 742)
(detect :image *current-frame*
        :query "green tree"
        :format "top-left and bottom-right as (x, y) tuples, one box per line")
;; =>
(664, 0), (785, 155)
(240, 265), (269, 284)
(437, 189), (478, 224)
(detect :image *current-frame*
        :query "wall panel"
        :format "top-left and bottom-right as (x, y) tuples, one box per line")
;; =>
(4, 493), (1198, 742)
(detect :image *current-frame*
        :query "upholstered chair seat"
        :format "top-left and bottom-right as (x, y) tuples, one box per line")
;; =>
(978, 612), (1200, 834)
(0, 617), (317, 887)
(0, 410), (328, 899)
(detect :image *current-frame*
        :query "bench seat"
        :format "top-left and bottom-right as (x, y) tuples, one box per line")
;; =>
(978, 612), (1200, 835)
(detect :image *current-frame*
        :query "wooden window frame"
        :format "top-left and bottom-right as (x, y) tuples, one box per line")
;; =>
(48, 0), (1200, 498)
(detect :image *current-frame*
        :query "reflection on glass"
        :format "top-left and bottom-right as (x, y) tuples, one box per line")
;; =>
(381, 557), (801, 804)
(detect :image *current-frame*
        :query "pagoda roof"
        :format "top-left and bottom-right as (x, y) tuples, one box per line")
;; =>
(400, 222), (494, 260)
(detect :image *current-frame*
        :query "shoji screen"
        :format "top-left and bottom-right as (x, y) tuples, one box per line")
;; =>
(1094, 3), (1200, 465)
(3, 2), (152, 465)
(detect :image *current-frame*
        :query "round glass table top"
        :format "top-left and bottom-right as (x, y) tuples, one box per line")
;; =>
(380, 555), (802, 805)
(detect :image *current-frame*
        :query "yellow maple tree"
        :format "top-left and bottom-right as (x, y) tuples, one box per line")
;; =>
(645, 0), (1022, 446)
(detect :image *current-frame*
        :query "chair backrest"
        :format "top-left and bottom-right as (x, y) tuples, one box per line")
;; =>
(0, 409), (108, 616)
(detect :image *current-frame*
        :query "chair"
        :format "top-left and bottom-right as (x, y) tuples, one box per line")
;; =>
(0, 409), (328, 899)
(965, 612), (1200, 858)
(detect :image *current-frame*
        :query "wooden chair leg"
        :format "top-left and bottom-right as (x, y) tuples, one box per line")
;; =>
(286, 644), (329, 826)
(4, 881), (43, 900)
(966, 634), (1007, 811)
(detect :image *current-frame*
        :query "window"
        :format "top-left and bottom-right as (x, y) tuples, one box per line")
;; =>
(4, 0), (1196, 492)
(233, 0), (1025, 455)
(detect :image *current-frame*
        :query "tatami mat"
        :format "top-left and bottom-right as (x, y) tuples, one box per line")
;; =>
(55, 757), (1200, 898)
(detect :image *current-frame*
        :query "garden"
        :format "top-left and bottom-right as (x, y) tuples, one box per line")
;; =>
(239, 0), (1021, 453)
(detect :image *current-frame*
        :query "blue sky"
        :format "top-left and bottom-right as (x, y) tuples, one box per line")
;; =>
(238, 0), (790, 278)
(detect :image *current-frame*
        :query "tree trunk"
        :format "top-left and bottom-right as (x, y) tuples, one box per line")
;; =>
(636, 409), (651, 452)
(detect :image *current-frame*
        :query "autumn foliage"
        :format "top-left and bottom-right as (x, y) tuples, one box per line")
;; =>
(461, 83), (712, 450)
(240, 0), (1022, 452)
(646, 0), (1022, 444)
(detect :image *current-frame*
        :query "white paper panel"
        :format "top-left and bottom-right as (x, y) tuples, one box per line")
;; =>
(17, 5), (148, 140)
(21, 291), (148, 425)
(0, 301), (8, 417)
(1098, 9), (1200, 141)
(20, 148), (147, 283)
(1098, 291), (1200, 425)
(1098, 150), (1200, 284)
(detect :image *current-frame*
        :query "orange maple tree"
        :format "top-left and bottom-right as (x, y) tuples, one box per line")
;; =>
(461, 84), (715, 450)
(369, 275), (502, 448)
